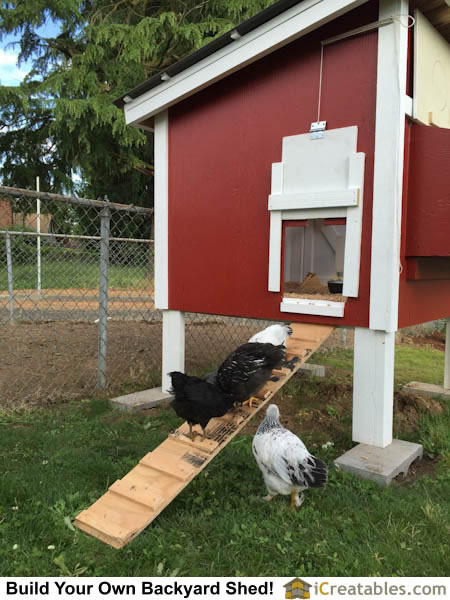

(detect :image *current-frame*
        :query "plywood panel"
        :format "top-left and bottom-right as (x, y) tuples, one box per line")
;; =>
(413, 10), (450, 128)
(406, 124), (450, 257)
(73, 323), (334, 548)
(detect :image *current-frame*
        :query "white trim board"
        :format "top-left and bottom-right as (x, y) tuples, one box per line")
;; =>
(369, 0), (409, 332)
(268, 188), (359, 210)
(154, 111), (169, 309)
(280, 297), (345, 317)
(124, 0), (369, 126)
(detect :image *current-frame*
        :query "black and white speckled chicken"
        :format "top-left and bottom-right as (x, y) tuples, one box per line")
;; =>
(214, 342), (286, 407)
(252, 404), (328, 509)
(205, 322), (293, 392)
(248, 323), (293, 346)
(169, 342), (286, 439)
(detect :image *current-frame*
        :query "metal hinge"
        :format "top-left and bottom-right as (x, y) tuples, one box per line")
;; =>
(310, 121), (327, 139)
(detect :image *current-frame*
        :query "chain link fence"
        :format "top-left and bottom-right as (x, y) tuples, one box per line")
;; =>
(0, 186), (159, 408)
(0, 186), (276, 409)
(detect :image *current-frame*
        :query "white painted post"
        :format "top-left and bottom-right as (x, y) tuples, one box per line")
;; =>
(36, 176), (41, 296)
(162, 310), (185, 393)
(444, 319), (450, 390)
(369, 0), (409, 332)
(352, 327), (395, 448)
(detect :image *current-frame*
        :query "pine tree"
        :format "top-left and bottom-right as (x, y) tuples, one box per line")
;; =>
(0, 0), (275, 205)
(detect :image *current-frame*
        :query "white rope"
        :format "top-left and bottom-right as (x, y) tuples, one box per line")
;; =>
(316, 14), (415, 126)
(317, 44), (324, 122)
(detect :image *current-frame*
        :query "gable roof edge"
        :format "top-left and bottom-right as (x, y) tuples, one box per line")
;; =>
(121, 0), (369, 128)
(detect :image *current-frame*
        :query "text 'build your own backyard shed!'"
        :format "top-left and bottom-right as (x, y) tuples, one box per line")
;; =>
(116, 0), (450, 482)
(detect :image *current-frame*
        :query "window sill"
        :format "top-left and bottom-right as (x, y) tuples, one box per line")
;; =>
(280, 297), (345, 317)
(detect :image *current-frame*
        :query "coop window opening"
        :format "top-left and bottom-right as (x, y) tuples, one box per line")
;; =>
(283, 218), (347, 300)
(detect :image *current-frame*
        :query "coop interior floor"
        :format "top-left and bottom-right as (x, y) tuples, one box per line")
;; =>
(283, 291), (347, 303)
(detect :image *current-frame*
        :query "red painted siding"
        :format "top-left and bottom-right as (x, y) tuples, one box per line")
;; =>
(168, 2), (379, 326)
(405, 124), (450, 257)
(398, 122), (450, 327)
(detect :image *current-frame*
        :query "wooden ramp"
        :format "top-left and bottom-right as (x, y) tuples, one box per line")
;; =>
(74, 323), (334, 548)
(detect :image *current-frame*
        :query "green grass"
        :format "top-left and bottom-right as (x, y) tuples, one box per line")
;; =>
(0, 261), (150, 290)
(0, 389), (449, 577)
(312, 345), (445, 386)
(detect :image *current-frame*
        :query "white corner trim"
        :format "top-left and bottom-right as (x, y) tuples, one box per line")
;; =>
(280, 297), (345, 317)
(154, 110), (169, 310)
(369, 0), (409, 332)
(124, 0), (368, 126)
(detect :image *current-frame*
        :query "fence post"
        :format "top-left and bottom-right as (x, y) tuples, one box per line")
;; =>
(36, 176), (41, 296)
(5, 232), (15, 324)
(97, 198), (110, 390)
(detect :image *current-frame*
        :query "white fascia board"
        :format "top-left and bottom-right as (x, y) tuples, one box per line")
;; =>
(154, 111), (169, 309)
(369, 0), (409, 332)
(124, 0), (368, 126)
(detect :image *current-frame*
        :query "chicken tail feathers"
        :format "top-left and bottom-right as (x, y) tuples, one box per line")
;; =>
(304, 455), (328, 488)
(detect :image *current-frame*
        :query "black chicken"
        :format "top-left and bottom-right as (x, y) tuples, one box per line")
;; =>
(169, 342), (286, 440)
(168, 372), (231, 440)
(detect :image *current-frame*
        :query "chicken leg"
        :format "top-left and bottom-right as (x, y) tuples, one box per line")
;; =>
(242, 397), (258, 408)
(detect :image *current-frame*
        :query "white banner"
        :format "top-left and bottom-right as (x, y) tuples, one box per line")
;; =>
(1, 577), (449, 600)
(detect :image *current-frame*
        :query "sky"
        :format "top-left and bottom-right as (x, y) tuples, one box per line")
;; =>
(0, 20), (61, 86)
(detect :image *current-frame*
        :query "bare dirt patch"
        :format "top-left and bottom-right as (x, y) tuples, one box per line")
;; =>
(397, 331), (445, 352)
(0, 319), (264, 409)
(395, 456), (440, 486)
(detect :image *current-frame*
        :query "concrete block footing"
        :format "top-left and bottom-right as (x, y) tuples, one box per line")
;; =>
(298, 363), (326, 377)
(334, 439), (423, 486)
(403, 381), (450, 399)
(110, 387), (173, 412)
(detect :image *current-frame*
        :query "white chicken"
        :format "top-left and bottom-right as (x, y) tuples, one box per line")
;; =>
(252, 404), (328, 509)
(248, 323), (293, 346)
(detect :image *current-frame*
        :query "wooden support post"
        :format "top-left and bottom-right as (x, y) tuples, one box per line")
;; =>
(352, 328), (395, 448)
(445, 319), (450, 390)
(162, 310), (185, 393)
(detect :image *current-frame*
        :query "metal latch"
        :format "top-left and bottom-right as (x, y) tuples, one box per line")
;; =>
(310, 121), (327, 139)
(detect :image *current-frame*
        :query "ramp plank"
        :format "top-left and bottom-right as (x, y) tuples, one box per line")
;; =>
(73, 323), (333, 548)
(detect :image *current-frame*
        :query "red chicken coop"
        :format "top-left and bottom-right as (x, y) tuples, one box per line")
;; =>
(116, 0), (450, 481)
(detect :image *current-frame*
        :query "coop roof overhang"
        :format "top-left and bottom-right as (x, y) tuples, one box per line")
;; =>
(115, 0), (370, 129)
